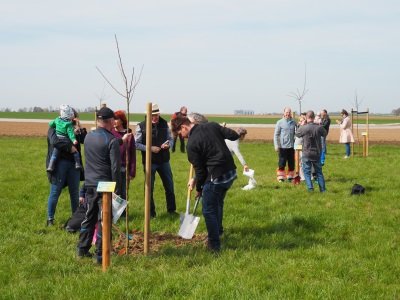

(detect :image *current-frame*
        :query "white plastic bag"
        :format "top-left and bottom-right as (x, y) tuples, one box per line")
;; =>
(242, 169), (257, 190)
(112, 193), (127, 224)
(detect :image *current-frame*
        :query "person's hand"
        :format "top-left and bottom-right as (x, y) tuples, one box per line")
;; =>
(151, 146), (161, 153)
(79, 197), (85, 205)
(274, 147), (279, 152)
(161, 140), (170, 150)
(122, 133), (132, 143)
(70, 145), (77, 153)
(73, 140), (78, 145)
(188, 178), (196, 191)
(243, 164), (249, 172)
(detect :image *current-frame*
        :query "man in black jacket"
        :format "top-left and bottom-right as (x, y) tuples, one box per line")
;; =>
(174, 117), (239, 252)
(135, 103), (176, 218)
(77, 106), (121, 263)
(296, 110), (327, 192)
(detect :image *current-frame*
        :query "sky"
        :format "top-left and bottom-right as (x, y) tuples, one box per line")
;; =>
(1, 0), (399, 114)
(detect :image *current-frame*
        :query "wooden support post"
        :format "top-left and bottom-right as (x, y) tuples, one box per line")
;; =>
(95, 106), (98, 129)
(362, 132), (367, 157)
(366, 108), (369, 157)
(144, 103), (152, 255)
(102, 192), (112, 272)
(351, 108), (354, 157)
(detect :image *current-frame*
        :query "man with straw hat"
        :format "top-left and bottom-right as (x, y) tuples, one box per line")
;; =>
(135, 103), (176, 218)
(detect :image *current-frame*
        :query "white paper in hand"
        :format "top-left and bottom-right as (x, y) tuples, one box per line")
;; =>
(112, 193), (127, 224)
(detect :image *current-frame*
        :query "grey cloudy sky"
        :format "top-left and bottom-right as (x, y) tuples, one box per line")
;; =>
(1, 1), (399, 114)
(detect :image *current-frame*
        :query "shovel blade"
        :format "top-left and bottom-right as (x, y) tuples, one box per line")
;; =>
(178, 214), (200, 239)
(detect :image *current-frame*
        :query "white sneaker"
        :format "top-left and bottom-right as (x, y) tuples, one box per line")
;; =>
(344, 155), (349, 159)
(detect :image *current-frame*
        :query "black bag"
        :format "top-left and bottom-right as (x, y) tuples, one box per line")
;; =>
(351, 184), (365, 195)
(64, 204), (86, 233)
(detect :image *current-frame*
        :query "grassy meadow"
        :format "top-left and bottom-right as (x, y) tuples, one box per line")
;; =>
(0, 111), (399, 125)
(0, 136), (400, 299)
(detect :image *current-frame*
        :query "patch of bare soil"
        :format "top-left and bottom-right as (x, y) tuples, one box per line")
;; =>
(0, 121), (398, 143)
(113, 229), (207, 256)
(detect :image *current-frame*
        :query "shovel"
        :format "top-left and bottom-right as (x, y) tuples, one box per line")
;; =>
(178, 165), (201, 239)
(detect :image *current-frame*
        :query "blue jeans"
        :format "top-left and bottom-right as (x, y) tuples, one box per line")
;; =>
(320, 136), (327, 164)
(47, 159), (80, 220)
(345, 143), (351, 156)
(202, 178), (235, 251)
(302, 157), (326, 192)
(145, 162), (176, 215)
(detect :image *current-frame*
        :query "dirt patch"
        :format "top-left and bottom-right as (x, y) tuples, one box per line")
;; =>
(113, 229), (207, 256)
(0, 120), (399, 143)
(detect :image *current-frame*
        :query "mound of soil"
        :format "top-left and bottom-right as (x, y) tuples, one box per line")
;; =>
(113, 229), (207, 255)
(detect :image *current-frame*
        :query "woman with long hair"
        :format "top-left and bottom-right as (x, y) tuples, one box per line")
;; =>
(336, 109), (355, 158)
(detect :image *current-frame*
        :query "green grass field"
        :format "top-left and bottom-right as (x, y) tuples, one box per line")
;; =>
(0, 137), (399, 299)
(1, 111), (399, 125)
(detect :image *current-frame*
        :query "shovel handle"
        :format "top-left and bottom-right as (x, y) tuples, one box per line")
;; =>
(185, 164), (194, 214)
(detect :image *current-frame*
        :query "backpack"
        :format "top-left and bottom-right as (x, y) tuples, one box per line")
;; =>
(351, 183), (365, 195)
(64, 204), (86, 233)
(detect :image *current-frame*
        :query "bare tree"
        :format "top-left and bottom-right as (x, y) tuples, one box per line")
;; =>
(351, 90), (364, 144)
(96, 34), (143, 254)
(288, 64), (308, 115)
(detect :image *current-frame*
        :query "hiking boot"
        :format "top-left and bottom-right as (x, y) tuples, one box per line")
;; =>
(77, 248), (93, 259)
(95, 255), (102, 264)
(46, 219), (55, 226)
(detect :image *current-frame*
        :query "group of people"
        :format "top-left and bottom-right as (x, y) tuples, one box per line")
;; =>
(45, 105), (136, 263)
(44, 102), (354, 258)
(274, 107), (355, 192)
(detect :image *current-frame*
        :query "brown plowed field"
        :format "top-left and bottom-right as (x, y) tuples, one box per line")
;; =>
(0, 121), (398, 143)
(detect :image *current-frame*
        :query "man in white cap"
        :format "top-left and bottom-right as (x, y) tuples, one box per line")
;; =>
(135, 104), (176, 218)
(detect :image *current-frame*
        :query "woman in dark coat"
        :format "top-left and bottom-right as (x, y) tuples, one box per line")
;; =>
(45, 109), (86, 226)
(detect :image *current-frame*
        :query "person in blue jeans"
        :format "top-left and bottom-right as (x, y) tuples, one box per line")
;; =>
(295, 110), (327, 192)
(174, 117), (239, 252)
(320, 109), (331, 165)
(46, 109), (86, 226)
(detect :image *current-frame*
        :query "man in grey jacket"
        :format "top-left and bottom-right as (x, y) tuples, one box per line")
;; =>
(274, 107), (296, 182)
(295, 110), (327, 192)
(77, 106), (121, 263)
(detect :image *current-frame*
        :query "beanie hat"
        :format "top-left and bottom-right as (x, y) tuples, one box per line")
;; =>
(60, 104), (74, 120)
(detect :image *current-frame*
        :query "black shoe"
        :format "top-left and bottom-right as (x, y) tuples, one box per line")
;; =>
(95, 255), (102, 264)
(46, 219), (55, 226)
(150, 211), (157, 218)
(77, 248), (93, 258)
(168, 211), (178, 217)
(206, 241), (221, 253)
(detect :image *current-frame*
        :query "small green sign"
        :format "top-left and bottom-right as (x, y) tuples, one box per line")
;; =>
(97, 182), (116, 192)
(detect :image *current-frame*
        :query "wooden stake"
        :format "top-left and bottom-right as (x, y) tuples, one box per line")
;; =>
(102, 192), (112, 272)
(144, 103), (152, 255)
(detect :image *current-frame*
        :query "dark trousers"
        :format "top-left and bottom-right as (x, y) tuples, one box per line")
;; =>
(77, 187), (102, 256)
(202, 178), (235, 251)
(172, 134), (185, 153)
(143, 162), (176, 215)
(278, 148), (295, 171)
